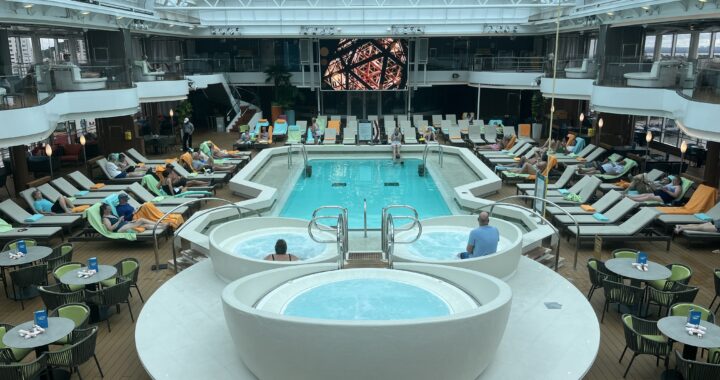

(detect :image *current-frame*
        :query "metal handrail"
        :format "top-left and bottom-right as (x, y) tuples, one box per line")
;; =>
(385, 214), (396, 269)
(472, 195), (580, 270)
(287, 143), (308, 170)
(307, 206), (349, 269)
(381, 205), (422, 266)
(151, 197), (255, 272)
(422, 142), (444, 170)
(363, 198), (368, 238)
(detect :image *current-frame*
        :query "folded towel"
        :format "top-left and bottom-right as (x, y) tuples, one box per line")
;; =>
(187, 172), (198, 178)
(576, 157), (586, 162)
(0, 218), (13, 233)
(694, 213), (713, 222)
(564, 193), (582, 202)
(133, 226), (146, 233)
(615, 180), (630, 189)
(90, 183), (105, 190)
(627, 190), (639, 196)
(75, 190), (89, 197)
(558, 189), (569, 195)
(24, 214), (44, 222)
(592, 213), (609, 221)
(72, 205), (90, 213)
(136, 162), (145, 167)
(580, 204), (596, 212)
(513, 157), (521, 161)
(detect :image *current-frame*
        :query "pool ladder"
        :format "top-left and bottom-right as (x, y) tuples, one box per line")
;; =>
(287, 144), (310, 176)
(381, 205), (423, 269)
(308, 206), (349, 269)
(420, 142), (443, 176)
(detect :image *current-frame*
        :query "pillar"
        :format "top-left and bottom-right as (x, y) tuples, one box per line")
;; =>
(688, 31), (700, 60)
(0, 30), (12, 76)
(704, 141), (720, 187)
(10, 146), (31, 195)
(596, 25), (608, 84)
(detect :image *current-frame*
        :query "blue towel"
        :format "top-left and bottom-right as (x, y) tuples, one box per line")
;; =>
(627, 190), (639, 196)
(25, 214), (44, 222)
(558, 189), (569, 195)
(572, 138), (586, 155)
(592, 212), (609, 221)
(102, 193), (119, 217)
(694, 213), (713, 222)
(75, 190), (89, 197)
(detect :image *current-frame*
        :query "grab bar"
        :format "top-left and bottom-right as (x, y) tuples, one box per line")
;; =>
(308, 205), (348, 269)
(363, 198), (367, 238)
(422, 142), (444, 171)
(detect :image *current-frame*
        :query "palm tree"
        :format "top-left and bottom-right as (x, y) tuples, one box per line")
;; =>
(264, 65), (292, 104)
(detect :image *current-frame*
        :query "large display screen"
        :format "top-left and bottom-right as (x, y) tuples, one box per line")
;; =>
(321, 38), (408, 91)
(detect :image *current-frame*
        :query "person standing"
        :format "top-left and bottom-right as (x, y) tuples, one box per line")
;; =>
(459, 212), (500, 259)
(182, 117), (194, 151)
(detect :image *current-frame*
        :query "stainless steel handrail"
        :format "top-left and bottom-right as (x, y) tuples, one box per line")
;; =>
(385, 214), (396, 269)
(151, 197), (257, 272)
(363, 198), (367, 238)
(307, 206), (348, 269)
(381, 205), (422, 268)
(422, 142), (444, 170)
(472, 195), (580, 270)
(287, 144), (308, 169)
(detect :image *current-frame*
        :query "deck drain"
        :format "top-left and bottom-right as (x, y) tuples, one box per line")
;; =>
(332, 182), (347, 187)
(384, 182), (400, 187)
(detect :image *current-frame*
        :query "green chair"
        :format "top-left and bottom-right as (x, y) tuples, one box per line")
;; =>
(0, 324), (32, 364)
(648, 263), (692, 291)
(101, 258), (143, 303)
(2, 239), (37, 252)
(38, 283), (85, 311)
(86, 279), (134, 332)
(710, 269), (720, 314)
(50, 303), (90, 345)
(620, 314), (672, 378)
(601, 279), (645, 323)
(612, 249), (639, 260)
(675, 350), (720, 379)
(9, 264), (48, 310)
(53, 262), (83, 291)
(669, 303), (715, 323)
(645, 282), (698, 317)
(44, 243), (74, 274)
(46, 327), (103, 379)
(0, 353), (47, 380)
(586, 259), (621, 301)
(709, 348), (720, 364)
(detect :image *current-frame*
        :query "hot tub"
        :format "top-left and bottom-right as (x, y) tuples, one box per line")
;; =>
(208, 217), (338, 282)
(393, 216), (523, 279)
(222, 263), (512, 380)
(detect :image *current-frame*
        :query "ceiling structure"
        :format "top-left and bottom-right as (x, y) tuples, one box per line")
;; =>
(0, 0), (718, 36)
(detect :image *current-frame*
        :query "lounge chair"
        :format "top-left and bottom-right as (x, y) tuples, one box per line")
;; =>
(431, 115), (443, 128)
(477, 136), (522, 158)
(125, 148), (171, 165)
(467, 123), (485, 145)
(502, 154), (558, 183)
(491, 147), (540, 166)
(545, 176), (602, 205)
(655, 184), (717, 214)
(96, 159), (143, 183)
(413, 115), (425, 128)
(383, 120), (396, 140)
(273, 119), (288, 138)
(140, 174), (212, 199)
(567, 208), (669, 250)
(327, 120), (341, 139)
(502, 126), (516, 137)
(554, 144), (596, 161)
(0, 199), (81, 231)
(482, 122), (497, 145)
(400, 121), (417, 144)
(286, 125), (302, 145)
(657, 201), (720, 228)
(545, 189), (623, 215)
(70, 203), (167, 242)
(343, 121), (357, 145)
(633, 177), (694, 207)
(524, 174), (595, 198)
(67, 171), (133, 192)
(458, 120), (470, 135)
(447, 125), (464, 145)
(330, 115), (341, 121)
(51, 178), (115, 199)
(445, 114), (457, 125)
(323, 128), (337, 144)
(594, 158), (638, 182)
(296, 120), (307, 138)
(347, 115), (357, 124)
(554, 198), (639, 225)
(599, 169), (665, 192)
(0, 219), (63, 245)
(172, 164), (229, 185)
(128, 182), (200, 207)
(517, 165), (578, 194)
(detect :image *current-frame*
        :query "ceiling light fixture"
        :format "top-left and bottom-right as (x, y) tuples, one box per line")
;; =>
(23, 4), (33, 8)
(116, 16), (124, 19)
(81, 11), (90, 15)
(606, 12), (614, 16)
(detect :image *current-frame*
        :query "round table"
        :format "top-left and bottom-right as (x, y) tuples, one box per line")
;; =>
(2, 317), (75, 356)
(0, 246), (53, 300)
(59, 265), (117, 286)
(657, 316), (720, 359)
(604, 258), (672, 282)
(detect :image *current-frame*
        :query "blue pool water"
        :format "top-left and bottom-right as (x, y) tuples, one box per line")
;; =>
(283, 279), (450, 320)
(232, 232), (326, 260)
(280, 159), (451, 228)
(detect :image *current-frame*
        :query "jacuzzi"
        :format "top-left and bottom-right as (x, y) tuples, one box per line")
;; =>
(222, 263), (512, 380)
(208, 217), (338, 282)
(393, 216), (523, 280)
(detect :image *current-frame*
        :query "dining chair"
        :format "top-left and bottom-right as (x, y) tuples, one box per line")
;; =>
(0, 353), (47, 380)
(9, 263), (48, 310)
(645, 282), (699, 318)
(46, 327), (103, 379)
(619, 314), (672, 378)
(601, 279), (645, 323)
(38, 283), (85, 311)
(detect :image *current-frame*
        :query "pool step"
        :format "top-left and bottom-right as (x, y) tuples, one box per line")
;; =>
(344, 251), (388, 269)
(524, 247), (565, 269)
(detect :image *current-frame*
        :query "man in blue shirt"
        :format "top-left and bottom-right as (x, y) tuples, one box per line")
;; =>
(115, 193), (135, 221)
(459, 212), (500, 259)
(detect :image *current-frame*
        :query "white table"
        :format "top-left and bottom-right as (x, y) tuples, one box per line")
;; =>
(0, 246), (53, 299)
(605, 258), (672, 282)
(2, 317), (75, 356)
(658, 316), (720, 359)
(59, 265), (117, 287)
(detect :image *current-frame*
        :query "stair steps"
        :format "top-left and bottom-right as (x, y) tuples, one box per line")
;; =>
(344, 251), (388, 269)
(523, 246), (565, 269)
(168, 249), (208, 272)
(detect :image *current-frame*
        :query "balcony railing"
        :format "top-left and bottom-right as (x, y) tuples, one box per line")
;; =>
(691, 59), (720, 104)
(472, 56), (544, 72)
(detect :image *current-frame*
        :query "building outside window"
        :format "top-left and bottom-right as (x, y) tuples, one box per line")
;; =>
(643, 35), (656, 59)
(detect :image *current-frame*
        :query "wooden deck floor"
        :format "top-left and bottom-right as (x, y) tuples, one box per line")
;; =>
(1, 132), (719, 379)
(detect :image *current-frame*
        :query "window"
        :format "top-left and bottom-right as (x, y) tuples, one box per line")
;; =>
(714, 34), (720, 58)
(74, 38), (88, 64)
(698, 33), (712, 58)
(674, 33), (690, 58)
(39, 38), (57, 62)
(643, 35), (656, 59)
(587, 38), (597, 59)
(8, 36), (35, 75)
(659, 34), (673, 58)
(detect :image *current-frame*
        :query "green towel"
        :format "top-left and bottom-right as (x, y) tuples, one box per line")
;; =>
(564, 193), (582, 202)
(0, 218), (13, 233)
(83, 203), (136, 241)
(199, 141), (212, 157)
(142, 175), (168, 197)
(187, 172), (198, 178)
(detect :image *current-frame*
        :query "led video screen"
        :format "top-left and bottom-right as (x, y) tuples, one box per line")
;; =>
(320, 38), (408, 91)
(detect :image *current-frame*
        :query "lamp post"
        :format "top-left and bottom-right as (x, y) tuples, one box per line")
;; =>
(644, 131), (652, 172)
(169, 109), (175, 144)
(597, 117), (604, 146)
(679, 140), (688, 176)
(45, 143), (53, 179)
(579, 112), (585, 137)
(79, 134), (87, 174)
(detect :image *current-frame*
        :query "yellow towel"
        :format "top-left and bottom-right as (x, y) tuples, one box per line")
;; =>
(580, 204), (596, 212)
(90, 183), (105, 190)
(614, 180), (630, 189)
(71, 205), (90, 213)
(656, 184), (718, 215)
(179, 152), (195, 173)
(133, 226), (146, 233)
(518, 124), (531, 138)
(505, 135), (517, 150)
(133, 202), (184, 229)
(513, 157), (521, 161)
(136, 162), (145, 167)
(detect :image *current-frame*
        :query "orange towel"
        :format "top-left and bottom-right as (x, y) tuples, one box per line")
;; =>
(133, 226), (146, 233)
(615, 180), (630, 189)
(180, 152), (195, 173)
(543, 155), (558, 177)
(656, 184), (718, 215)
(580, 204), (596, 212)
(71, 205), (90, 213)
(136, 162), (145, 167)
(513, 157), (521, 161)
(519, 124), (531, 138)
(90, 183), (105, 190)
(576, 157), (586, 162)
(164, 158), (176, 164)
(566, 134), (576, 148)
(133, 202), (184, 229)
(505, 135), (517, 150)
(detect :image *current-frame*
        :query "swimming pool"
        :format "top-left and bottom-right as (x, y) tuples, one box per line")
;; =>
(280, 159), (451, 228)
(231, 231), (327, 261)
(407, 230), (512, 261)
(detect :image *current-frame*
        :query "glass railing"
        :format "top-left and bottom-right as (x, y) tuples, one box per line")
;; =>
(426, 57), (470, 71)
(136, 59), (185, 81)
(183, 56), (297, 74)
(598, 57), (693, 91)
(0, 73), (44, 110)
(544, 57), (596, 79)
(690, 59), (720, 104)
(472, 56), (544, 72)
(35, 61), (132, 94)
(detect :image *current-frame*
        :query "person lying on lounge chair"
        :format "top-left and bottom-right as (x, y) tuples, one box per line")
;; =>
(202, 141), (245, 159)
(32, 190), (75, 215)
(161, 168), (209, 196)
(422, 126), (436, 143)
(115, 193), (183, 229)
(577, 159), (625, 175)
(106, 153), (145, 178)
(507, 160), (547, 175)
(674, 219), (720, 234)
(193, 151), (233, 172)
(625, 172), (670, 194)
(257, 127), (270, 144)
(627, 176), (682, 205)
(476, 136), (510, 151)
(100, 203), (164, 233)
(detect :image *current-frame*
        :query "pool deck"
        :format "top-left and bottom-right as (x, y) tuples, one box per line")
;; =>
(136, 257), (598, 379)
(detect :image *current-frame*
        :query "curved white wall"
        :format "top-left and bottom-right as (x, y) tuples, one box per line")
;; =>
(540, 78), (593, 100)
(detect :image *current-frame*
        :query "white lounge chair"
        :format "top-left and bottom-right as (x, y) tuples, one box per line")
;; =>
(624, 60), (681, 88)
(133, 60), (165, 81)
(52, 64), (107, 91)
(502, 126), (516, 137)
(544, 189), (622, 215)
(0, 199), (81, 230)
(517, 165), (578, 193)
(554, 197), (638, 225)
(564, 59), (597, 79)
(467, 123), (485, 145)
(448, 125), (464, 145)
(400, 121), (417, 144)
(97, 158), (143, 183)
(413, 115), (425, 128)
(343, 123), (357, 145)
(490, 147), (540, 165)
(323, 128), (337, 144)
(567, 208), (668, 250)
(67, 171), (134, 192)
(51, 177), (115, 198)
(431, 115), (443, 128)
(545, 176), (602, 205)
(445, 114), (457, 125)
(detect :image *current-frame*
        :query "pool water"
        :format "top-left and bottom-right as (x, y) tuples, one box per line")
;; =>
(232, 232), (327, 260)
(282, 279), (450, 320)
(407, 230), (508, 261)
(280, 159), (451, 228)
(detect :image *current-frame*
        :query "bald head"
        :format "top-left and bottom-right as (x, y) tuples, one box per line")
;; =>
(478, 212), (490, 226)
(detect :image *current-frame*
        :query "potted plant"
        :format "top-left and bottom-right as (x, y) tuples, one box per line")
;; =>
(530, 91), (546, 140)
(264, 64), (293, 122)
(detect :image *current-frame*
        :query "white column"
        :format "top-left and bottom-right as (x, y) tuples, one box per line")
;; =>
(689, 31), (700, 60)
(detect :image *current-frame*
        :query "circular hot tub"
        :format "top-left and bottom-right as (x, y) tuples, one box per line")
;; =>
(208, 217), (338, 282)
(393, 216), (523, 279)
(222, 263), (512, 380)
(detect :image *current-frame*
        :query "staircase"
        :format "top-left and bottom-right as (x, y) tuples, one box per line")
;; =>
(344, 252), (389, 269)
(228, 106), (257, 132)
(524, 246), (565, 269)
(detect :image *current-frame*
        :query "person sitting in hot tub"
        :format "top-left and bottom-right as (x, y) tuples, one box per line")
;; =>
(264, 239), (300, 262)
(459, 212), (499, 259)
